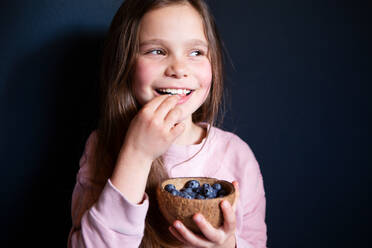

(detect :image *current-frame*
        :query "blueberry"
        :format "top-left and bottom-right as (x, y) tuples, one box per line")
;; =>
(218, 189), (227, 197)
(202, 184), (213, 195)
(194, 187), (202, 194)
(181, 188), (197, 198)
(202, 183), (211, 189)
(196, 194), (206, 199)
(212, 183), (222, 191)
(185, 180), (200, 189)
(166, 180), (225, 199)
(212, 190), (218, 198)
(178, 191), (186, 197)
(179, 192), (192, 199)
(164, 184), (176, 192)
(170, 189), (180, 196)
(182, 188), (194, 194)
(188, 191), (197, 198)
(206, 189), (218, 199)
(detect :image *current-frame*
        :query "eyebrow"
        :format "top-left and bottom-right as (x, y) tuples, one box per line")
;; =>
(139, 39), (208, 48)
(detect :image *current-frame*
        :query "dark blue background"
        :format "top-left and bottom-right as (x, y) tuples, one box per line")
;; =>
(0, 0), (370, 247)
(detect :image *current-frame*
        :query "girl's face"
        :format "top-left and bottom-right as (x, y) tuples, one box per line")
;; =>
(133, 4), (212, 122)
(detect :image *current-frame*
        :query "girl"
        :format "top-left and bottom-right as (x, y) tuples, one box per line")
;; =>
(68, 0), (267, 247)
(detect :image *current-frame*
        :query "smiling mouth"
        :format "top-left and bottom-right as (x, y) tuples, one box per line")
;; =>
(155, 88), (193, 96)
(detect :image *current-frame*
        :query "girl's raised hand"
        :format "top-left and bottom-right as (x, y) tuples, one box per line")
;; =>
(169, 181), (240, 248)
(122, 94), (185, 161)
(111, 95), (185, 204)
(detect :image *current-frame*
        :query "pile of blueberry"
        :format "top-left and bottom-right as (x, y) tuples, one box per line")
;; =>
(164, 180), (227, 199)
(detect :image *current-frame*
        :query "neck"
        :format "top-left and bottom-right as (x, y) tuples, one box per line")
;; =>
(173, 116), (206, 146)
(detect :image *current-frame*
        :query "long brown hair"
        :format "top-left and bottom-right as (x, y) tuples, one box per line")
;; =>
(92, 0), (225, 246)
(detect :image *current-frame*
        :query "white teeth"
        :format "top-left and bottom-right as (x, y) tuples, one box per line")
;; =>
(158, 88), (191, 95)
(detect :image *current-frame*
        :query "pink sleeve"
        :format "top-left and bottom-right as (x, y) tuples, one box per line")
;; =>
(228, 135), (267, 248)
(68, 132), (149, 248)
(235, 170), (266, 248)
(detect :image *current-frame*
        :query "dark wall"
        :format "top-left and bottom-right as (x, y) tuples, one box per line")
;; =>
(1, 0), (370, 247)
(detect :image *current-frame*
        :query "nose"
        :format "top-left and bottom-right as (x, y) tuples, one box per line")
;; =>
(165, 57), (188, 78)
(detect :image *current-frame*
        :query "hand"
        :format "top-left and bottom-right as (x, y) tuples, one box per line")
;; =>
(169, 181), (240, 248)
(110, 95), (185, 204)
(121, 94), (185, 161)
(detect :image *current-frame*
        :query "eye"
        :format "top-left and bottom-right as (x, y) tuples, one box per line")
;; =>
(146, 49), (166, 55)
(190, 50), (203, 56)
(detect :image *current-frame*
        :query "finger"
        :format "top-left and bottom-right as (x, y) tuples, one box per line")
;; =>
(169, 226), (188, 244)
(173, 220), (211, 247)
(192, 213), (223, 243)
(170, 122), (185, 139)
(141, 94), (170, 113)
(154, 95), (180, 118)
(164, 107), (182, 128)
(231, 181), (240, 211)
(221, 200), (236, 233)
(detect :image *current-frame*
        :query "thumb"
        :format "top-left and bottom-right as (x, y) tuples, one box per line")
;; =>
(231, 181), (240, 212)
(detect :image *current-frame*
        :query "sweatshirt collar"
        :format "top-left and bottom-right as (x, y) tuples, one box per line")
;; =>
(162, 123), (215, 170)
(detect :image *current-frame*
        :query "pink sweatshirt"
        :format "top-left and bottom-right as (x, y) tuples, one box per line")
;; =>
(68, 125), (267, 247)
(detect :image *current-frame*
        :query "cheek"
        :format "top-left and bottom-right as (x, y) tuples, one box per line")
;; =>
(198, 61), (213, 87)
(134, 60), (157, 89)
(133, 59), (161, 104)
(196, 61), (213, 99)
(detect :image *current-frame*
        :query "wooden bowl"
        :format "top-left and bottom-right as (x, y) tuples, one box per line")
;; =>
(156, 177), (235, 233)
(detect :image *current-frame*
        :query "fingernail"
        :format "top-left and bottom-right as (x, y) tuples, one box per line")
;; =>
(194, 214), (202, 222)
(174, 221), (182, 228)
(222, 200), (229, 208)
